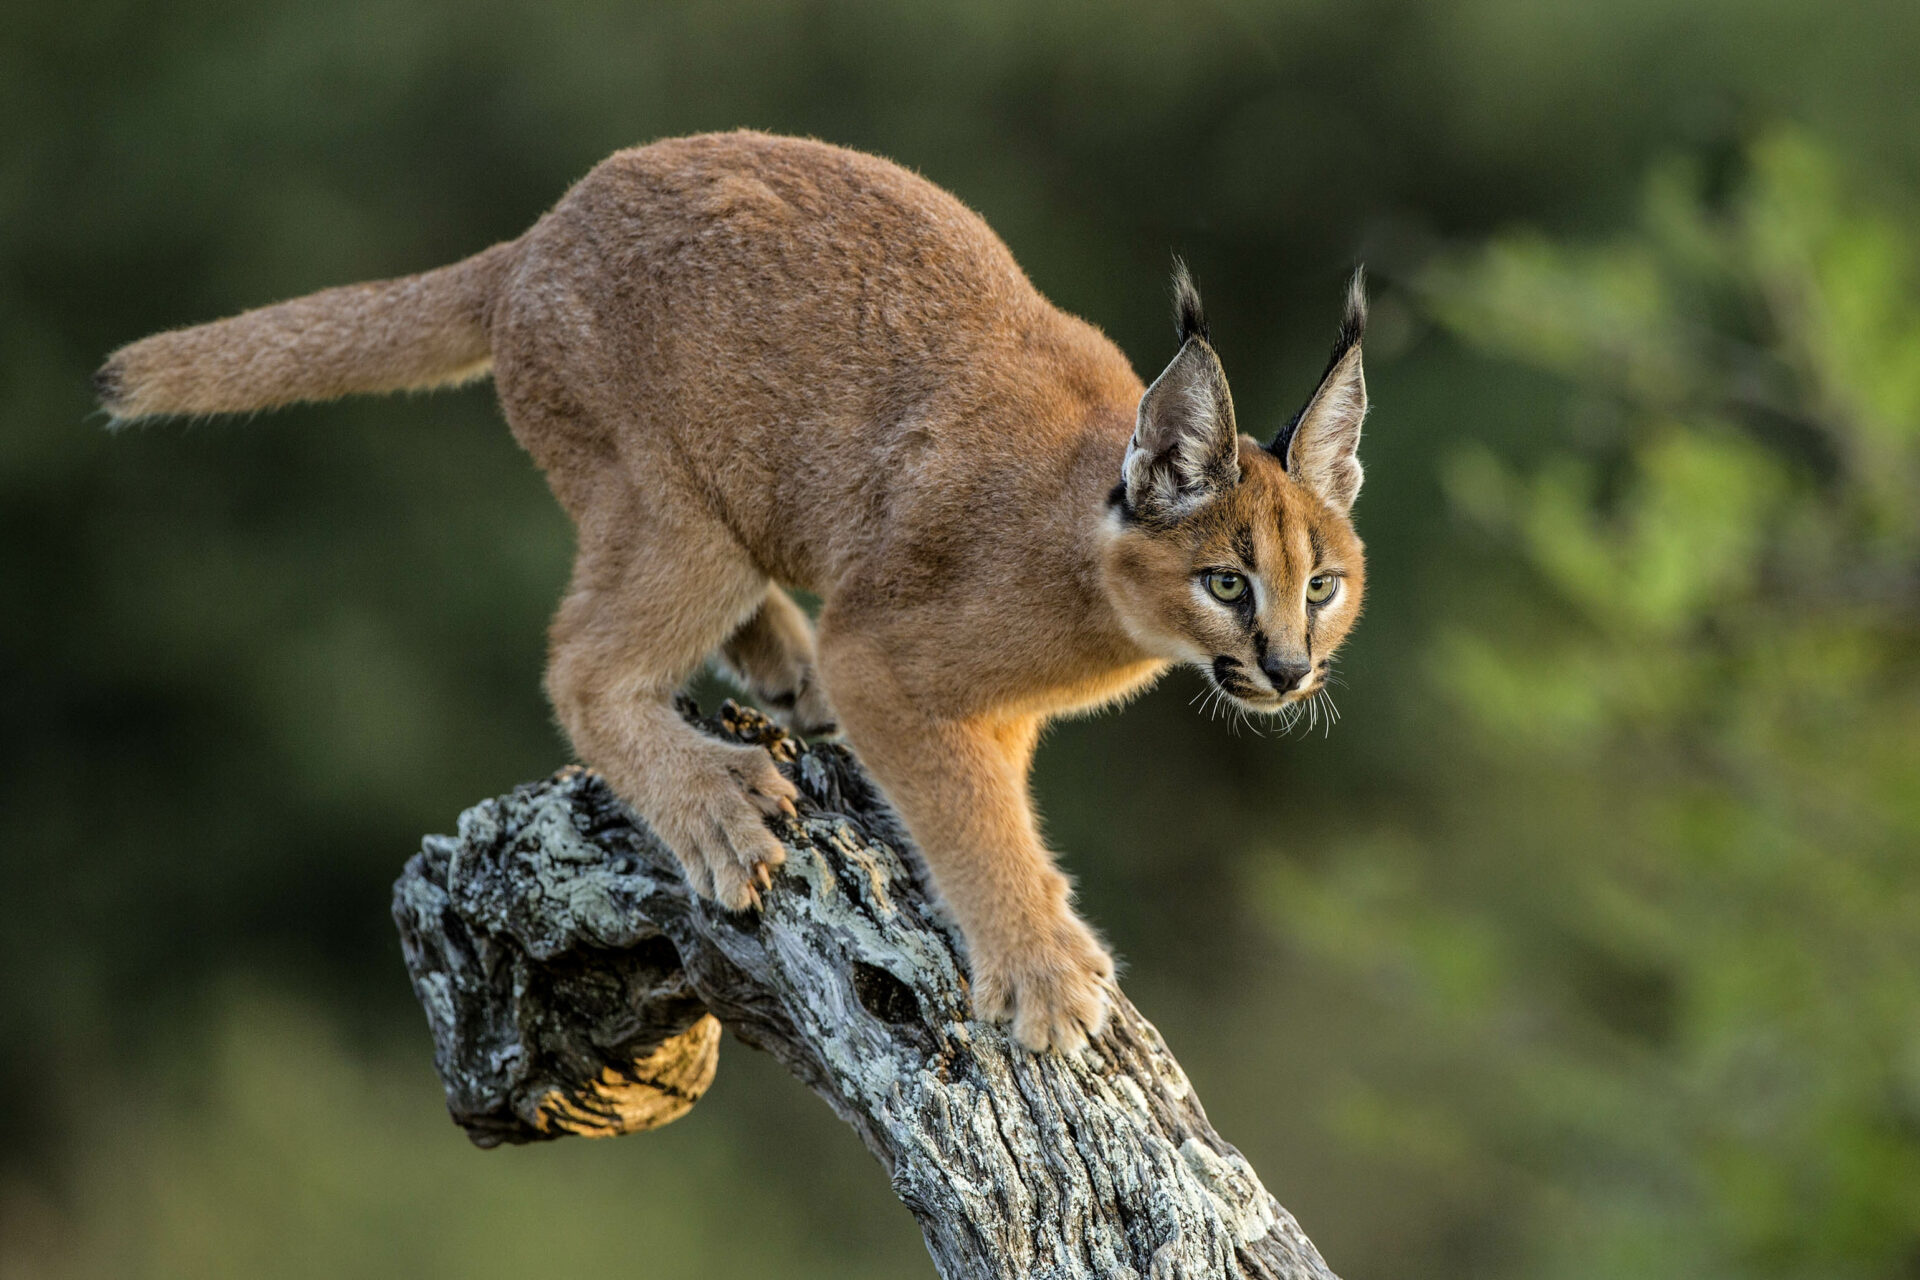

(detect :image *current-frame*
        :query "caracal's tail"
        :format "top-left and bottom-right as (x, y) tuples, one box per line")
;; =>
(95, 240), (520, 422)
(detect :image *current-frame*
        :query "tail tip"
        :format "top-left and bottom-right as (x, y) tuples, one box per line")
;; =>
(92, 355), (153, 427)
(93, 358), (130, 420)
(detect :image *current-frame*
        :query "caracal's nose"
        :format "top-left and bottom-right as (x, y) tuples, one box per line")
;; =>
(1260, 656), (1311, 693)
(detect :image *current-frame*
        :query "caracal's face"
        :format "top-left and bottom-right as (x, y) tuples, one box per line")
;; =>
(1103, 441), (1365, 719)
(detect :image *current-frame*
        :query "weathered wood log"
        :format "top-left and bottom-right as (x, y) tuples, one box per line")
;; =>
(392, 700), (1339, 1280)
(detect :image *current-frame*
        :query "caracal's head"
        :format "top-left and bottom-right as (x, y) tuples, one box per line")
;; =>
(1099, 264), (1369, 720)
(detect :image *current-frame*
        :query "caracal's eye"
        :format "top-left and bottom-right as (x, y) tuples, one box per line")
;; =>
(1306, 574), (1337, 605)
(1205, 571), (1248, 603)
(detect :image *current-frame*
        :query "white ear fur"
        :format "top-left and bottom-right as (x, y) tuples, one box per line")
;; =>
(1284, 344), (1366, 514)
(1123, 338), (1240, 520)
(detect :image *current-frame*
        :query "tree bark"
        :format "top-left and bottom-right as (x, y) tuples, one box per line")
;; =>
(392, 700), (1339, 1280)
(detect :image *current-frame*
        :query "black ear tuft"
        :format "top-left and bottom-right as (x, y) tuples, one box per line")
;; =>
(1171, 256), (1210, 346)
(1271, 266), (1369, 463)
(1269, 267), (1369, 513)
(1328, 265), (1367, 376)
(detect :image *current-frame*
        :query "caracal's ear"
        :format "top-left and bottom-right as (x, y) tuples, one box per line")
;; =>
(1122, 260), (1241, 522)
(1270, 268), (1368, 515)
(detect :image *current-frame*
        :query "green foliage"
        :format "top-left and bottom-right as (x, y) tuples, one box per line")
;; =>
(1259, 132), (1920, 1279)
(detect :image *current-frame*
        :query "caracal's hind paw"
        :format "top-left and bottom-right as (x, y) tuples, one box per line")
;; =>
(766, 670), (839, 740)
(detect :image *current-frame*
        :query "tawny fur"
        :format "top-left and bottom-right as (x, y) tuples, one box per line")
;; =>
(99, 131), (1370, 1053)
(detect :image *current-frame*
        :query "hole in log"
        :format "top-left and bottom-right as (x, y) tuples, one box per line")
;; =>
(851, 962), (921, 1026)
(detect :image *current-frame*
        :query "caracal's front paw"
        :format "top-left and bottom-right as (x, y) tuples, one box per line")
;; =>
(650, 743), (798, 911)
(975, 912), (1116, 1054)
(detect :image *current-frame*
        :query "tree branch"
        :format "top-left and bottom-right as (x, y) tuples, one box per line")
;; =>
(392, 700), (1339, 1280)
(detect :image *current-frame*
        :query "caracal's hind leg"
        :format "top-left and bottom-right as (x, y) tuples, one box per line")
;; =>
(717, 587), (838, 736)
(544, 512), (800, 912)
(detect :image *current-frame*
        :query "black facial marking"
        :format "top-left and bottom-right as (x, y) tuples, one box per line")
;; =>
(1308, 525), (1327, 565)
(1252, 630), (1269, 662)
(1230, 525), (1258, 570)
(1275, 507), (1301, 583)
(1211, 655), (1259, 697)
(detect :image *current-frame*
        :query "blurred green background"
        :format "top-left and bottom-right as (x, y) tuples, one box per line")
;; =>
(5, 1), (1917, 1276)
